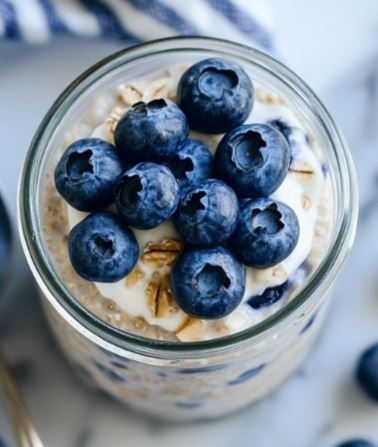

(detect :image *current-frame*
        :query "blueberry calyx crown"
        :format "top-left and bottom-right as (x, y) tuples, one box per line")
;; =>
(169, 155), (194, 180)
(180, 190), (207, 216)
(231, 130), (266, 172)
(165, 139), (214, 194)
(132, 98), (168, 114)
(194, 264), (231, 296)
(198, 66), (239, 99)
(117, 174), (143, 211)
(251, 203), (284, 235)
(91, 234), (116, 257)
(66, 149), (94, 180)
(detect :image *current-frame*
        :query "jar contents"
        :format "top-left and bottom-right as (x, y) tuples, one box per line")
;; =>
(43, 59), (332, 342)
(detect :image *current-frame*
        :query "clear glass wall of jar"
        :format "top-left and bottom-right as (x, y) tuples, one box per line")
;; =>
(18, 37), (358, 421)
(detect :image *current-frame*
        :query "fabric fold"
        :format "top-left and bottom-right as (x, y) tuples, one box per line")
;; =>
(0, 0), (273, 51)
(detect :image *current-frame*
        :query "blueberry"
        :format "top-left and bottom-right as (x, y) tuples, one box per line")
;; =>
(357, 343), (378, 402)
(300, 313), (317, 334)
(92, 359), (126, 383)
(177, 58), (253, 133)
(215, 123), (290, 198)
(249, 263), (307, 309)
(173, 179), (238, 247)
(54, 138), (123, 212)
(336, 441), (376, 447)
(68, 211), (138, 282)
(227, 364), (266, 385)
(268, 118), (292, 141)
(231, 198), (299, 268)
(171, 247), (245, 319)
(268, 120), (312, 166)
(176, 364), (226, 374)
(0, 195), (12, 284)
(175, 401), (203, 409)
(248, 280), (290, 309)
(166, 139), (214, 194)
(114, 98), (189, 163)
(115, 162), (179, 230)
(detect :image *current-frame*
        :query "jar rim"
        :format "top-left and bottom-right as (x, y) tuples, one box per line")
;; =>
(18, 36), (358, 358)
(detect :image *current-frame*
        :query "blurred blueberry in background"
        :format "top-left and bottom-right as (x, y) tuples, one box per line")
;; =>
(0, 194), (11, 291)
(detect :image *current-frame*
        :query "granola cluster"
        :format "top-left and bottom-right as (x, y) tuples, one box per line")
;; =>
(122, 238), (205, 341)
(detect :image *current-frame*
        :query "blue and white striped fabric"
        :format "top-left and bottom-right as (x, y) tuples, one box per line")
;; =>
(0, 0), (274, 51)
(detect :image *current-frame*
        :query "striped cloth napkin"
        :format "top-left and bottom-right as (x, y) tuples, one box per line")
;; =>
(0, 0), (274, 51)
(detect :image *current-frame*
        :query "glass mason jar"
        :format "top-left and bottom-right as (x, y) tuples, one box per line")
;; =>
(18, 37), (358, 421)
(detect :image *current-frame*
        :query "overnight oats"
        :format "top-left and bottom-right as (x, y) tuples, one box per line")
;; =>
(18, 37), (358, 421)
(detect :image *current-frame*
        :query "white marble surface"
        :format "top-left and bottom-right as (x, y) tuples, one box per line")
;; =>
(1, 1), (378, 445)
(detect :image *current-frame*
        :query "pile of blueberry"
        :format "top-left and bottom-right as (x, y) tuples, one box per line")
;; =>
(55, 57), (299, 320)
